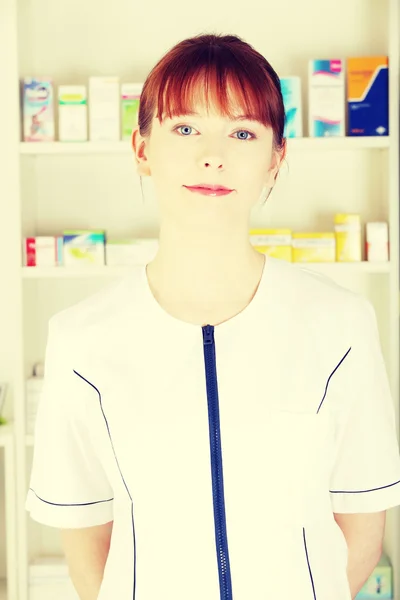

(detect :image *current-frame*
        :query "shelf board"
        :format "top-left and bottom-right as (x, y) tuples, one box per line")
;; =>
(21, 262), (392, 280)
(22, 265), (134, 278)
(19, 136), (390, 155)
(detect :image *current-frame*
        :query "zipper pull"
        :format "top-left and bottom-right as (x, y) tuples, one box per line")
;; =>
(203, 324), (214, 345)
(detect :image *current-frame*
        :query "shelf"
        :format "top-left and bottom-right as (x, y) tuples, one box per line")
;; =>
(19, 136), (390, 155)
(21, 262), (392, 280)
(0, 424), (13, 448)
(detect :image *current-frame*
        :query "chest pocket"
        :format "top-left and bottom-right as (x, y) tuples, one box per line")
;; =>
(258, 409), (335, 526)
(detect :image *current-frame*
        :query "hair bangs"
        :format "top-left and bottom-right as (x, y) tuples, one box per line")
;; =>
(155, 58), (276, 130)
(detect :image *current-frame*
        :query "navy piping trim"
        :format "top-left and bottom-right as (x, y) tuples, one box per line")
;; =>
(29, 487), (113, 507)
(303, 528), (317, 600)
(316, 347), (352, 413)
(330, 479), (400, 494)
(73, 369), (136, 600)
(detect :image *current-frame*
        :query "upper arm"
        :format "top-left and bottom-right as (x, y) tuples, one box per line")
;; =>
(61, 520), (114, 570)
(25, 317), (114, 529)
(333, 511), (386, 555)
(329, 297), (400, 514)
(60, 521), (114, 600)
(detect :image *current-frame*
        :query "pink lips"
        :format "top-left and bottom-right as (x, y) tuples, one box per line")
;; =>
(184, 185), (233, 197)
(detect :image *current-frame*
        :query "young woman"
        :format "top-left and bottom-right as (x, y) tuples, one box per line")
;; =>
(26, 33), (400, 600)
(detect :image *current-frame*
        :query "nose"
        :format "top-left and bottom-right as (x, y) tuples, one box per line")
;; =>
(201, 157), (224, 169)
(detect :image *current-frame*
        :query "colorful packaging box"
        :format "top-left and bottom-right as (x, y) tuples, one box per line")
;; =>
(249, 229), (292, 261)
(334, 214), (362, 261)
(22, 78), (55, 142)
(58, 85), (88, 142)
(366, 222), (389, 262)
(89, 77), (120, 142)
(355, 553), (392, 599)
(63, 230), (106, 266)
(347, 57), (389, 136)
(309, 60), (345, 137)
(280, 77), (303, 137)
(23, 237), (58, 267)
(292, 233), (336, 262)
(121, 83), (143, 141)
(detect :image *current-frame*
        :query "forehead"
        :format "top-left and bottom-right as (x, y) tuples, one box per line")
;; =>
(158, 75), (260, 122)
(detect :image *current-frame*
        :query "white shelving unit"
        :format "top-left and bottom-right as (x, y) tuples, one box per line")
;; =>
(2, 0), (400, 598)
(18, 137), (391, 154)
(0, 424), (17, 600)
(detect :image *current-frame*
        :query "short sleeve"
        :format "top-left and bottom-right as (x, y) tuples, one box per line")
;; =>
(329, 296), (400, 513)
(25, 316), (114, 528)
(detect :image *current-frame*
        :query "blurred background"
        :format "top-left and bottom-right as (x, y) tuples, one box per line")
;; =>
(0, 0), (399, 598)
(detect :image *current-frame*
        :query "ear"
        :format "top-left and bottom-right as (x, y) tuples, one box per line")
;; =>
(131, 127), (151, 177)
(265, 140), (287, 188)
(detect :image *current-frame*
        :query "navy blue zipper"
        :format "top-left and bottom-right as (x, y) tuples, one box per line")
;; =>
(202, 324), (233, 600)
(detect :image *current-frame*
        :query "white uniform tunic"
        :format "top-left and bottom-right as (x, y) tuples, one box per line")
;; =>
(26, 256), (400, 600)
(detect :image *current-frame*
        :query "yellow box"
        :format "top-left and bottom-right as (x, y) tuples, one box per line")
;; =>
(334, 214), (362, 262)
(250, 229), (292, 262)
(292, 233), (335, 262)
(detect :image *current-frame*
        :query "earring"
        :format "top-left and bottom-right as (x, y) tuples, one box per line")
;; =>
(140, 175), (145, 205)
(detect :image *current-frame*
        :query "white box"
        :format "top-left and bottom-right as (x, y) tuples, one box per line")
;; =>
(366, 222), (389, 262)
(58, 85), (88, 142)
(309, 59), (345, 137)
(106, 238), (159, 265)
(29, 556), (80, 600)
(89, 76), (120, 141)
(23, 237), (58, 267)
(26, 377), (43, 434)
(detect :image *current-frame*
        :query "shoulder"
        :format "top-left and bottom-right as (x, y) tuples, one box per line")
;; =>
(48, 267), (142, 348)
(267, 257), (374, 336)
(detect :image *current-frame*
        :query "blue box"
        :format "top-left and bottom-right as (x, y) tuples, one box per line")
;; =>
(347, 56), (389, 136)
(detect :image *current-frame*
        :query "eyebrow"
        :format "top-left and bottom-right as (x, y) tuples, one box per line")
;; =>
(174, 111), (256, 122)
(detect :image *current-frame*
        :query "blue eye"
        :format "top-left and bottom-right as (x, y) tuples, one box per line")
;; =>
(174, 125), (256, 140)
(176, 125), (193, 136)
(234, 130), (255, 141)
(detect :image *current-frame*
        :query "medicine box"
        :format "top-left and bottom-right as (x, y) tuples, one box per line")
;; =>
(334, 214), (362, 262)
(347, 56), (389, 136)
(249, 229), (292, 262)
(280, 77), (303, 137)
(22, 78), (55, 142)
(308, 60), (345, 137)
(58, 85), (88, 142)
(292, 233), (335, 262)
(121, 83), (143, 141)
(26, 377), (43, 435)
(29, 556), (80, 600)
(366, 222), (389, 262)
(105, 238), (156, 265)
(23, 237), (58, 267)
(89, 77), (120, 141)
(355, 553), (392, 599)
(63, 230), (106, 266)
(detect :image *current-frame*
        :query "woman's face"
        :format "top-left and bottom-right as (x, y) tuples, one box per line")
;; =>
(134, 97), (284, 229)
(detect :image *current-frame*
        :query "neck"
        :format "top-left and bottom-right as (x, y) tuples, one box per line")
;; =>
(147, 225), (264, 305)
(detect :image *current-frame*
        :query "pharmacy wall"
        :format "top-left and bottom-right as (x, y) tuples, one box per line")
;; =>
(1, 0), (399, 598)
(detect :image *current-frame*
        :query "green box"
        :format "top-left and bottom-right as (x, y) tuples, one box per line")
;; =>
(121, 83), (143, 141)
(355, 554), (392, 599)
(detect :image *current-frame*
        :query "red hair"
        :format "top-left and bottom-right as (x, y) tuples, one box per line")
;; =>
(138, 33), (285, 151)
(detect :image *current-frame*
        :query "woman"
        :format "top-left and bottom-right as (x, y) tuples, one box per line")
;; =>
(26, 33), (400, 600)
